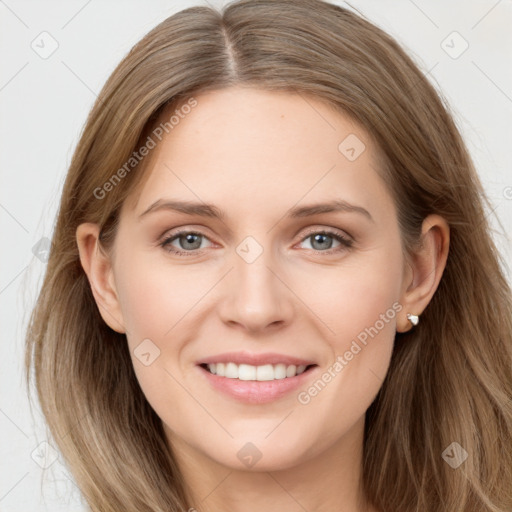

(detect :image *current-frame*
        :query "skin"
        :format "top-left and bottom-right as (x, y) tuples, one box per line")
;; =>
(77, 86), (449, 512)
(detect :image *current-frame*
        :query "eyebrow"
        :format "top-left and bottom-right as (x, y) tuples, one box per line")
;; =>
(138, 198), (374, 223)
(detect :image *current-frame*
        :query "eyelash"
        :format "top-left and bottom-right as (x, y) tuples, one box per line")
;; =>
(159, 228), (353, 257)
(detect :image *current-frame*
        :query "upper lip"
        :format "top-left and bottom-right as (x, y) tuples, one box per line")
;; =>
(198, 351), (317, 367)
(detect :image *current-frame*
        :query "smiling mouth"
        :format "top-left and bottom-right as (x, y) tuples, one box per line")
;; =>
(199, 362), (317, 381)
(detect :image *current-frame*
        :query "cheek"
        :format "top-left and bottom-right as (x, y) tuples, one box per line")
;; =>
(297, 244), (403, 347)
(114, 249), (205, 338)
(112, 251), (200, 408)
(292, 240), (402, 406)
(334, 264), (401, 347)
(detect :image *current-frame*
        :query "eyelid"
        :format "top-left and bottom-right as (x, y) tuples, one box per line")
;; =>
(297, 225), (352, 242)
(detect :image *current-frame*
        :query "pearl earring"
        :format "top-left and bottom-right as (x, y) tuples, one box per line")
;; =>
(407, 313), (419, 326)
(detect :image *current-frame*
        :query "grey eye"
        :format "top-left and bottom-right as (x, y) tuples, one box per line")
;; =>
(176, 233), (204, 251)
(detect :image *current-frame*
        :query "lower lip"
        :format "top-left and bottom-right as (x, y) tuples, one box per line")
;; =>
(197, 365), (318, 404)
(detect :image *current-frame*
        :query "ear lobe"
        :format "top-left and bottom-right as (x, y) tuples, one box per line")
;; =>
(76, 222), (126, 334)
(397, 214), (450, 333)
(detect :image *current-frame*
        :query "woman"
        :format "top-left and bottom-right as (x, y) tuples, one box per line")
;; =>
(25, 0), (512, 511)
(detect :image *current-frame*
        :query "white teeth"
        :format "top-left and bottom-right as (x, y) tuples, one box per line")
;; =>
(225, 362), (238, 378)
(256, 364), (274, 381)
(204, 362), (310, 380)
(286, 364), (297, 377)
(238, 364), (256, 381)
(274, 364), (287, 379)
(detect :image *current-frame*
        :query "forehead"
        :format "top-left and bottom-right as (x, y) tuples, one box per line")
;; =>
(123, 86), (393, 222)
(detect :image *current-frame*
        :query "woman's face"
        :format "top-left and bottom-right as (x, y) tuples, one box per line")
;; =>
(107, 86), (410, 471)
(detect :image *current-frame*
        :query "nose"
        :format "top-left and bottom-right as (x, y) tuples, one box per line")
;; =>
(218, 244), (295, 334)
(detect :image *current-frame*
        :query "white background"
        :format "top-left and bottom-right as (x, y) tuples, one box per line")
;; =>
(1, 1), (511, 510)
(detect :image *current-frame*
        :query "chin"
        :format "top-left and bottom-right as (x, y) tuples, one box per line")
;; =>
(203, 437), (318, 472)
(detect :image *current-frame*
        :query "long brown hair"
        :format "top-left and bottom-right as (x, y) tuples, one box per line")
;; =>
(25, 1), (512, 510)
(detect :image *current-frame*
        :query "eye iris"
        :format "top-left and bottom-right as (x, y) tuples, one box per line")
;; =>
(311, 233), (332, 250)
(179, 233), (202, 250)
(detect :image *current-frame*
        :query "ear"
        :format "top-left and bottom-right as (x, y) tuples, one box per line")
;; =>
(397, 214), (450, 333)
(76, 223), (126, 334)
